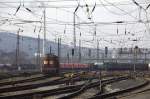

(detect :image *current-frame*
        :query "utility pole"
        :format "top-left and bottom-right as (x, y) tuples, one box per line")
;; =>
(58, 38), (61, 59)
(78, 39), (81, 62)
(71, 48), (75, 72)
(88, 49), (91, 71)
(16, 29), (20, 71)
(134, 46), (138, 73)
(144, 51), (147, 63)
(58, 38), (60, 58)
(105, 47), (108, 59)
(97, 40), (99, 62)
(59, 37), (61, 59)
(37, 34), (41, 70)
(99, 70), (102, 92)
(50, 45), (52, 54)
(73, 4), (79, 58)
(43, 8), (46, 56)
(73, 12), (76, 51)
(67, 52), (70, 64)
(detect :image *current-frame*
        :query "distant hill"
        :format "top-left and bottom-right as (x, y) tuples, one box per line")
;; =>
(0, 32), (107, 64)
(0, 32), (70, 57)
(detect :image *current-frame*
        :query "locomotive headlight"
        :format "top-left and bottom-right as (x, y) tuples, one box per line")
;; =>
(49, 61), (54, 64)
(44, 60), (48, 65)
(148, 63), (150, 70)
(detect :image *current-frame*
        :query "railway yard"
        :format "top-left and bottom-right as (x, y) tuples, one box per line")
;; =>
(0, 71), (149, 99)
(1, 0), (150, 98)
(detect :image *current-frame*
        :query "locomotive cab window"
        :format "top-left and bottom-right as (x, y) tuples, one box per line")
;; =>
(49, 61), (54, 65)
(43, 60), (48, 65)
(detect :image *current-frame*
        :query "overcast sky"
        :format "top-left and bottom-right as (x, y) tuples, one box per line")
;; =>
(0, 0), (150, 48)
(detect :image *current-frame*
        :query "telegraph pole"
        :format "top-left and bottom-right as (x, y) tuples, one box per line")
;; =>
(58, 38), (60, 58)
(144, 52), (147, 63)
(88, 49), (91, 71)
(16, 29), (20, 71)
(58, 38), (61, 59)
(134, 46), (138, 74)
(96, 40), (101, 93)
(59, 37), (61, 59)
(78, 39), (81, 62)
(97, 40), (100, 62)
(73, 12), (76, 51)
(50, 45), (52, 54)
(37, 34), (41, 70)
(73, 4), (79, 58)
(67, 52), (70, 64)
(43, 8), (46, 56)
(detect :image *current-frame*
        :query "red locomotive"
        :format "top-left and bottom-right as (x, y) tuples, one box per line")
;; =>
(42, 54), (59, 74)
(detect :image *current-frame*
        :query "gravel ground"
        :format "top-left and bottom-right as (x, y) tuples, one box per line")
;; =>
(117, 78), (150, 99)
(104, 79), (146, 93)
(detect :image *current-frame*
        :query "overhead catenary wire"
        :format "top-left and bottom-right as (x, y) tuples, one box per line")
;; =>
(99, 0), (138, 16)
(101, 0), (139, 20)
(131, 0), (150, 34)
(0, 1), (149, 8)
(0, 0), (150, 48)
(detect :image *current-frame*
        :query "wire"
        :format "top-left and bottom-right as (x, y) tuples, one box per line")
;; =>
(0, 0), (78, 3)
(0, 1), (148, 8)
(102, 0), (138, 20)
(131, 0), (150, 35)
(99, 0), (136, 16)
(0, 0), (149, 48)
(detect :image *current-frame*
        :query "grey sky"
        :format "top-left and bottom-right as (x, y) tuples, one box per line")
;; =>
(0, 0), (150, 48)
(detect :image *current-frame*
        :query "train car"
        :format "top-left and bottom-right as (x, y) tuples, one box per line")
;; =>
(42, 54), (59, 74)
(60, 63), (89, 71)
(94, 62), (149, 71)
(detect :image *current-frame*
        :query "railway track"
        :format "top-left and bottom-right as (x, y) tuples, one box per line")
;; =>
(0, 79), (88, 99)
(0, 76), (63, 93)
(0, 72), (41, 80)
(0, 73), (87, 96)
(0, 72), (145, 99)
(0, 72), (97, 99)
(89, 78), (148, 99)
(0, 73), (89, 93)
(117, 88), (150, 99)
(115, 78), (150, 99)
(43, 76), (129, 99)
(72, 87), (99, 99)
(0, 74), (48, 86)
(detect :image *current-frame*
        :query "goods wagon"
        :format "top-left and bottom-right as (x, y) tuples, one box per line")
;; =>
(94, 62), (149, 71)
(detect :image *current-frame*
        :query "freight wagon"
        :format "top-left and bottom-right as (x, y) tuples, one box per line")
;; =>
(94, 62), (149, 71)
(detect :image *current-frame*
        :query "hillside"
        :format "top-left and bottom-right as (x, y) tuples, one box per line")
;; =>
(0, 32), (108, 64)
